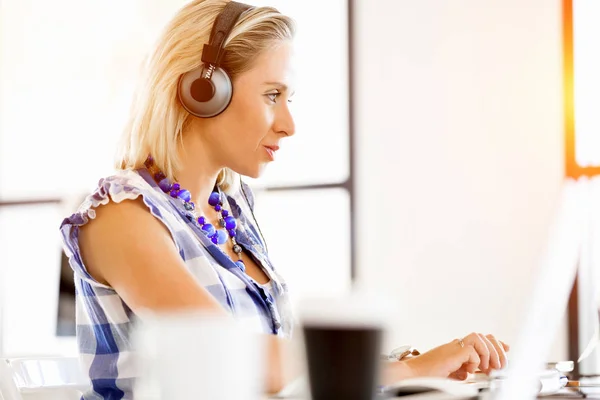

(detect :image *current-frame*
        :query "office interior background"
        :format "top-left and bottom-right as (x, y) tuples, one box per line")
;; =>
(0, 0), (598, 372)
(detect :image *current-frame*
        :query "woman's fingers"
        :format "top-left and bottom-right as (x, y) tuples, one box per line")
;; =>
(479, 334), (501, 371)
(462, 333), (490, 372)
(486, 334), (508, 369)
(460, 343), (481, 374)
(448, 369), (469, 381)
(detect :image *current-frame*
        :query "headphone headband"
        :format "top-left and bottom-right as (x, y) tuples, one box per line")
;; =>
(201, 1), (254, 67)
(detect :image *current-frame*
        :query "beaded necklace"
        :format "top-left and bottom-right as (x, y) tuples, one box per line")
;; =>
(144, 155), (246, 272)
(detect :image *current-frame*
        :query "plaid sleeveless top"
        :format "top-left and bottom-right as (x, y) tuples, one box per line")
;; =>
(60, 168), (293, 399)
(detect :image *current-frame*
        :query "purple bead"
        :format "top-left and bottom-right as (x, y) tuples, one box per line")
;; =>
(211, 234), (219, 244)
(202, 223), (215, 236)
(228, 229), (236, 237)
(214, 204), (222, 212)
(235, 260), (246, 272)
(154, 172), (166, 182)
(221, 210), (229, 217)
(213, 230), (227, 245)
(178, 189), (191, 202)
(224, 216), (236, 230)
(172, 183), (181, 191)
(158, 178), (172, 193)
(170, 188), (179, 198)
(197, 216), (206, 225)
(208, 192), (221, 206)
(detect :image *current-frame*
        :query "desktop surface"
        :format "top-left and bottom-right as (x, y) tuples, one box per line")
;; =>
(265, 389), (600, 400)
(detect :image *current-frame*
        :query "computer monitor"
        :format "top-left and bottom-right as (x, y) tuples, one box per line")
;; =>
(57, 250), (76, 337)
(495, 179), (587, 399)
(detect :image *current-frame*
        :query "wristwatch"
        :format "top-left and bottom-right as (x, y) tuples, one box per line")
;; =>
(382, 345), (421, 361)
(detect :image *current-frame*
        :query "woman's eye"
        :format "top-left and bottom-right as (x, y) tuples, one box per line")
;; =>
(266, 92), (280, 103)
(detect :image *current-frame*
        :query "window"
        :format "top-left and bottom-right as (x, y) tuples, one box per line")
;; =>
(253, 188), (352, 301)
(245, 0), (353, 301)
(0, 0), (353, 355)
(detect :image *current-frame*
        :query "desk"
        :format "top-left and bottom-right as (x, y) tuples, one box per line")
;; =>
(266, 390), (600, 400)
(385, 392), (598, 400)
(411, 391), (598, 400)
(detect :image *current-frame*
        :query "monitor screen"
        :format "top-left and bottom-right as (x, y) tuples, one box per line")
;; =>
(57, 250), (76, 336)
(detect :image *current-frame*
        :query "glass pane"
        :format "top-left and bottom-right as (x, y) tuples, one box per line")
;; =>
(246, 0), (350, 187)
(0, 204), (77, 356)
(574, 0), (600, 167)
(0, 1), (169, 200)
(252, 188), (351, 305)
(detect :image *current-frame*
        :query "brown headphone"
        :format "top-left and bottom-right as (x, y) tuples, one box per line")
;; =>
(177, 1), (254, 118)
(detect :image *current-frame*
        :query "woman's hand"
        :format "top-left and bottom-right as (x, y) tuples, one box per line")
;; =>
(458, 333), (510, 376)
(383, 333), (509, 384)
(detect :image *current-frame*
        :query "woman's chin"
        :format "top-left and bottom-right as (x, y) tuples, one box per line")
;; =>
(237, 164), (267, 180)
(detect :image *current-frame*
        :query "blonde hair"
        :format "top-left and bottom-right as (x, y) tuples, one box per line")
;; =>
(116, 0), (295, 192)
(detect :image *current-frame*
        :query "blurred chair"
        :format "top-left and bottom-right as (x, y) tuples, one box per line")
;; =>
(0, 357), (88, 400)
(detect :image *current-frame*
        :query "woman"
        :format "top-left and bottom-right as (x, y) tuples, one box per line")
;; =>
(60, 0), (508, 398)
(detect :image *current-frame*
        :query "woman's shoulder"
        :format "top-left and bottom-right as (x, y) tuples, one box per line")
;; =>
(60, 169), (159, 229)
(59, 169), (178, 284)
(88, 169), (154, 206)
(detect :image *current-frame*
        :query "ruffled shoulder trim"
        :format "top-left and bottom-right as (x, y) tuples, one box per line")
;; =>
(59, 169), (158, 286)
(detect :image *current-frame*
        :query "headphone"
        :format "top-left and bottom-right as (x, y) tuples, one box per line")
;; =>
(178, 1), (254, 118)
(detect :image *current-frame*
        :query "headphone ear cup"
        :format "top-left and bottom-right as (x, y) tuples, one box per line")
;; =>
(178, 66), (233, 118)
(190, 78), (216, 102)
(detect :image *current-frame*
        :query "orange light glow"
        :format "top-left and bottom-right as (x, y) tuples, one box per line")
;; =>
(564, 0), (600, 178)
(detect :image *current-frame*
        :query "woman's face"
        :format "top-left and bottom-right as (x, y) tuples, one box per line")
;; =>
(201, 41), (296, 178)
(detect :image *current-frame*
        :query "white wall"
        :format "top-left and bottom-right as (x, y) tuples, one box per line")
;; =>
(353, 0), (567, 359)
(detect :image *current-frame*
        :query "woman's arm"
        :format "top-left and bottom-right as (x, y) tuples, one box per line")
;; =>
(382, 333), (510, 384)
(78, 197), (288, 392)
(79, 198), (223, 311)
